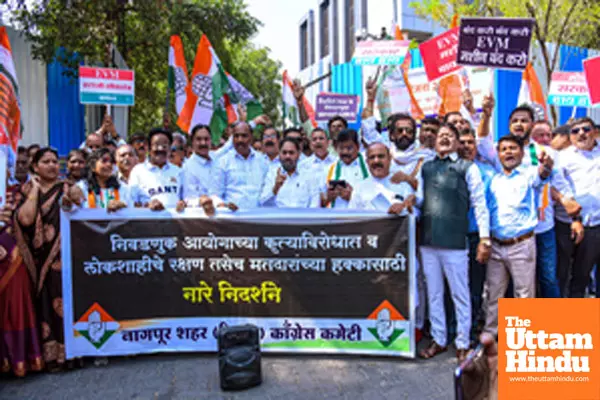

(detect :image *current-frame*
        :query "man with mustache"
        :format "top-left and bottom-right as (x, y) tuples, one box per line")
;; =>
(419, 123), (490, 363)
(320, 129), (369, 209)
(260, 126), (280, 168)
(213, 122), (269, 210)
(128, 128), (186, 212)
(282, 128), (308, 163)
(419, 117), (440, 150)
(299, 128), (337, 177)
(554, 117), (600, 298)
(477, 104), (581, 299)
(484, 134), (553, 336)
(348, 142), (418, 214)
(129, 132), (148, 163)
(259, 138), (320, 208)
(115, 144), (137, 185)
(361, 80), (433, 341)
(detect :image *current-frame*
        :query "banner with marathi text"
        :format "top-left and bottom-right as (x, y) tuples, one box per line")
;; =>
(61, 209), (416, 359)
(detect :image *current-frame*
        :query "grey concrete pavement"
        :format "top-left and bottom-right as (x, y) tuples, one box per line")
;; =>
(0, 350), (458, 400)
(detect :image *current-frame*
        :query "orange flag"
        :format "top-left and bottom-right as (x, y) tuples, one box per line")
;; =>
(393, 23), (424, 119)
(518, 62), (547, 119)
(395, 25), (404, 40)
(450, 14), (459, 29)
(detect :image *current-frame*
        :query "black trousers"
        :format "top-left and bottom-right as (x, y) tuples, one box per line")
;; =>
(555, 221), (600, 298)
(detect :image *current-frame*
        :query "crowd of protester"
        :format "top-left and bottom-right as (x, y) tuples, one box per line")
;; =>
(0, 79), (598, 378)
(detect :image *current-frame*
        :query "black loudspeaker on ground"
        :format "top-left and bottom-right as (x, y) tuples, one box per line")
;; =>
(218, 324), (263, 391)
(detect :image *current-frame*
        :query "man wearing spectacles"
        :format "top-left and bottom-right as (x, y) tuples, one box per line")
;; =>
(169, 132), (188, 167)
(260, 126), (280, 168)
(554, 117), (600, 298)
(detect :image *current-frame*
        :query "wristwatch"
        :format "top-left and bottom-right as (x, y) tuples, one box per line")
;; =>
(480, 238), (492, 248)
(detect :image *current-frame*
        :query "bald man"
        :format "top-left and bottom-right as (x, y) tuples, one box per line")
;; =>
(212, 122), (269, 210)
(349, 142), (420, 215)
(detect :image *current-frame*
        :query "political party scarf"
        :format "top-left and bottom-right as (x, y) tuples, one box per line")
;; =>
(529, 143), (550, 221)
(326, 153), (368, 208)
(87, 188), (120, 209)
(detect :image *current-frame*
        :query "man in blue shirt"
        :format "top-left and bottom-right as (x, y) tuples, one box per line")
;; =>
(458, 129), (497, 342)
(484, 134), (553, 336)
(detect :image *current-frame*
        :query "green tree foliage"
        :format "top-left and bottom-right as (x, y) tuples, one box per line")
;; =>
(5, 0), (281, 134)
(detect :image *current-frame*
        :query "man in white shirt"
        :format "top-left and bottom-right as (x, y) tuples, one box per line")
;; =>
(115, 144), (137, 185)
(182, 124), (220, 207)
(299, 127), (337, 177)
(320, 129), (370, 209)
(128, 128), (186, 211)
(260, 138), (320, 208)
(349, 142), (419, 214)
(282, 127), (308, 164)
(213, 122), (268, 210)
(260, 125), (280, 168)
(555, 117), (600, 298)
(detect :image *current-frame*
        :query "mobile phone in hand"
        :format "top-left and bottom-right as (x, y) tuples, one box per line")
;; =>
(328, 180), (347, 189)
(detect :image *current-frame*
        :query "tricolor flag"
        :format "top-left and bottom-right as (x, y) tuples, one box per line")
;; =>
(168, 35), (189, 125)
(0, 27), (22, 193)
(178, 35), (233, 143)
(281, 70), (317, 128)
(518, 62), (547, 120)
(223, 73), (263, 123)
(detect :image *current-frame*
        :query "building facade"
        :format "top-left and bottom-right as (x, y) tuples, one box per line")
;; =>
(296, 0), (445, 104)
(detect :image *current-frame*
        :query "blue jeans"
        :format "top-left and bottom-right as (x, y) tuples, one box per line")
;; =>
(536, 228), (560, 298)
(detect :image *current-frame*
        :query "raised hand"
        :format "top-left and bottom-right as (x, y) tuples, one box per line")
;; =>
(366, 76), (377, 101)
(482, 93), (495, 117)
(292, 79), (304, 101)
(273, 168), (287, 195)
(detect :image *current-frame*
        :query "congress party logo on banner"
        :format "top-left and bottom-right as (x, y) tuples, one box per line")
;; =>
(367, 300), (406, 348)
(74, 303), (120, 350)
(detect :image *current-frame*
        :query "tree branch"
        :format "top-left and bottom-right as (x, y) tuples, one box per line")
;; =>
(526, 2), (551, 85)
(550, 0), (581, 72)
(543, 0), (553, 40)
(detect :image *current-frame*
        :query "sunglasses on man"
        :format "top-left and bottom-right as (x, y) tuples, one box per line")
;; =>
(570, 126), (592, 135)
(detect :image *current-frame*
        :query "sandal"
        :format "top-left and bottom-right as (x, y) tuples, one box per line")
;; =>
(419, 341), (447, 359)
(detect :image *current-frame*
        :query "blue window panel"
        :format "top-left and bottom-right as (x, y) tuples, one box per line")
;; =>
(331, 62), (363, 130)
(495, 69), (522, 140)
(47, 50), (85, 156)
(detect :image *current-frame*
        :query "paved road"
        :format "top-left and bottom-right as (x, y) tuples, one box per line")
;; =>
(0, 349), (457, 399)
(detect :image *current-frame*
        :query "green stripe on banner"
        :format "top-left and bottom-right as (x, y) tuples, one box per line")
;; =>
(262, 337), (410, 352)
(80, 92), (135, 106)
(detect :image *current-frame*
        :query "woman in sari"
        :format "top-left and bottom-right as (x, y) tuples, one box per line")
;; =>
(0, 185), (43, 377)
(15, 148), (83, 372)
(75, 148), (129, 211)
